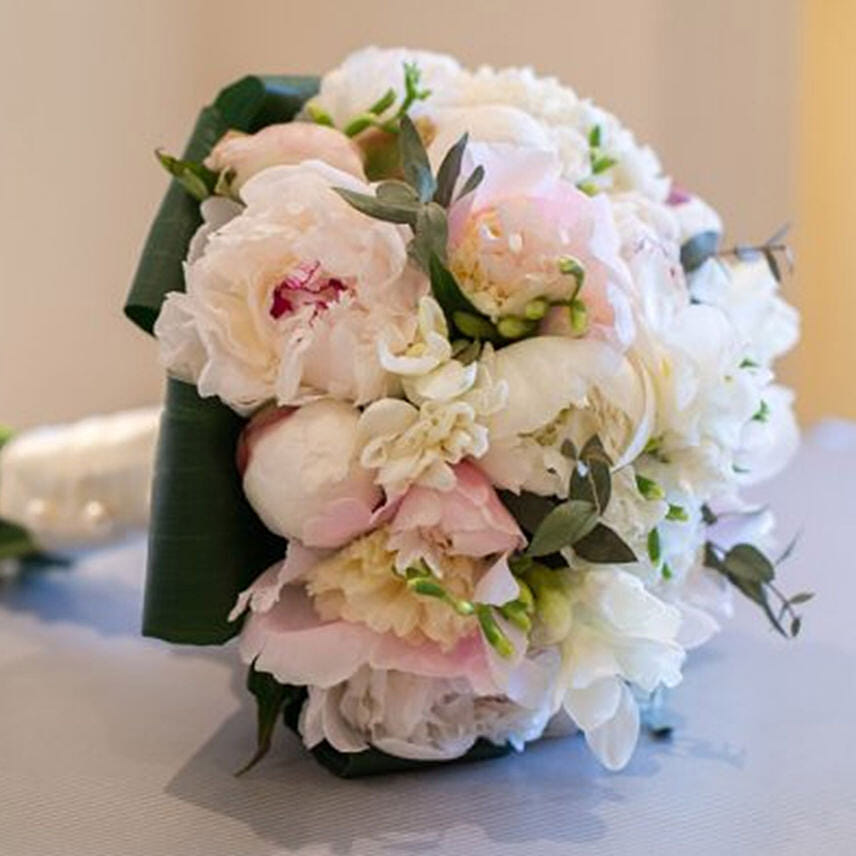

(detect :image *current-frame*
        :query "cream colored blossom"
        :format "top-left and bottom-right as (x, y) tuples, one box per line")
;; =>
(305, 527), (481, 651)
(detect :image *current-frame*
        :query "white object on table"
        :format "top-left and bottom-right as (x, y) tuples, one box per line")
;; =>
(0, 407), (160, 550)
(0, 423), (853, 856)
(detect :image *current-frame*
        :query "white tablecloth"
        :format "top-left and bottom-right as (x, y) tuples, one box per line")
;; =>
(1, 424), (854, 856)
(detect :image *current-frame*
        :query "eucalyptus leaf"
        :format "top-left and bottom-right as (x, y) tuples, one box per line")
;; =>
(456, 165), (485, 202)
(376, 180), (420, 205)
(499, 491), (556, 536)
(680, 230), (721, 273)
(788, 592), (814, 606)
(722, 543), (775, 584)
(574, 524), (637, 564)
(434, 132), (468, 208)
(528, 500), (599, 557)
(334, 187), (418, 225)
(399, 115), (435, 202)
(568, 435), (612, 513)
(409, 202), (449, 270)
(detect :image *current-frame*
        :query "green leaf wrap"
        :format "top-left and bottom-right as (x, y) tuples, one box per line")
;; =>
(143, 379), (285, 643)
(128, 76), (317, 643)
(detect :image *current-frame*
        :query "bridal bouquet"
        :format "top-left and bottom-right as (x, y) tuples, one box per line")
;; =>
(126, 47), (806, 776)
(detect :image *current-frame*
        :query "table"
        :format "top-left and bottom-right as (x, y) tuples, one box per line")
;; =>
(1, 423), (854, 856)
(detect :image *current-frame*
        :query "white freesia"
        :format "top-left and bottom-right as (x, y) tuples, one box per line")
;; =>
(300, 663), (557, 760)
(241, 400), (381, 548)
(558, 569), (685, 770)
(305, 46), (461, 128)
(155, 161), (423, 414)
(357, 355), (507, 497)
(479, 337), (654, 496)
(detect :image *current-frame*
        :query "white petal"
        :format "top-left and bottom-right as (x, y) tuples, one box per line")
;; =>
(583, 682), (640, 771)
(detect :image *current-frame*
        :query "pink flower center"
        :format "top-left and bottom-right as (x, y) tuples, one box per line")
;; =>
(270, 261), (348, 320)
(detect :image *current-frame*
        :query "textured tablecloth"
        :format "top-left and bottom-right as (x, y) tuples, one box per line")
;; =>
(1, 423), (854, 856)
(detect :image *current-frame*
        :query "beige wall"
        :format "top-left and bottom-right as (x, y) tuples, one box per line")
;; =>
(0, 0), (811, 429)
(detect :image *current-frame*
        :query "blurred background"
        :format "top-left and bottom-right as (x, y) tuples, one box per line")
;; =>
(0, 0), (851, 428)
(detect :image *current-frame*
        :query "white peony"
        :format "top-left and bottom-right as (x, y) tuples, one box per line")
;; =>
(240, 400), (381, 548)
(478, 337), (654, 496)
(155, 161), (424, 414)
(299, 663), (557, 760)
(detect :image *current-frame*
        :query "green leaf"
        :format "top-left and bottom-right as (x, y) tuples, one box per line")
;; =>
(455, 165), (485, 202)
(790, 615), (802, 637)
(376, 179), (420, 205)
(763, 247), (782, 282)
(237, 666), (302, 776)
(399, 115), (436, 202)
(499, 491), (556, 536)
(788, 591), (814, 606)
(334, 187), (418, 225)
(701, 504), (718, 525)
(142, 379), (285, 644)
(528, 500), (599, 557)
(680, 230), (721, 273)
(434, 133), (468, 208)
(0, 519), (39, 561)
(125, 74), (318, 335)
(722, 543), (775, 584)
(428, 254), (494, 338)
(569, 435), (612, 513)
(155, 150), (218, 201)
(588, 125), (602, 148)
(574, 524), (637, 564)
(409, 202), (449, 270)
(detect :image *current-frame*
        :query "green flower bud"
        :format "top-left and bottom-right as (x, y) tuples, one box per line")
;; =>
(476, 605), (515, 658)
(558, 255), (585, 285)
(497, 315), (536, 340)
(647, 527), (662, 564)
(452, 311), (498, 340)
(570, 299), (588, 336)
(523, 298), (550, 320)
(306, 102), (334, 127)
(499, 602), (532, 633)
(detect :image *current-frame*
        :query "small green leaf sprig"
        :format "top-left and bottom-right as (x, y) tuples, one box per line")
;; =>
(576, 125), (619, 197)
(681, 223), (794, 283)
(155, 150), (220, 202)
(307, 62), (432, 138)
(701, 508), (810, 638)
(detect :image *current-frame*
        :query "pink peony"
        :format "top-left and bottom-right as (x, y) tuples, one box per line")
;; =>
(387, 460), (525, 577)
(204, 122), (365, 189)
(447, 144), (634, 345)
